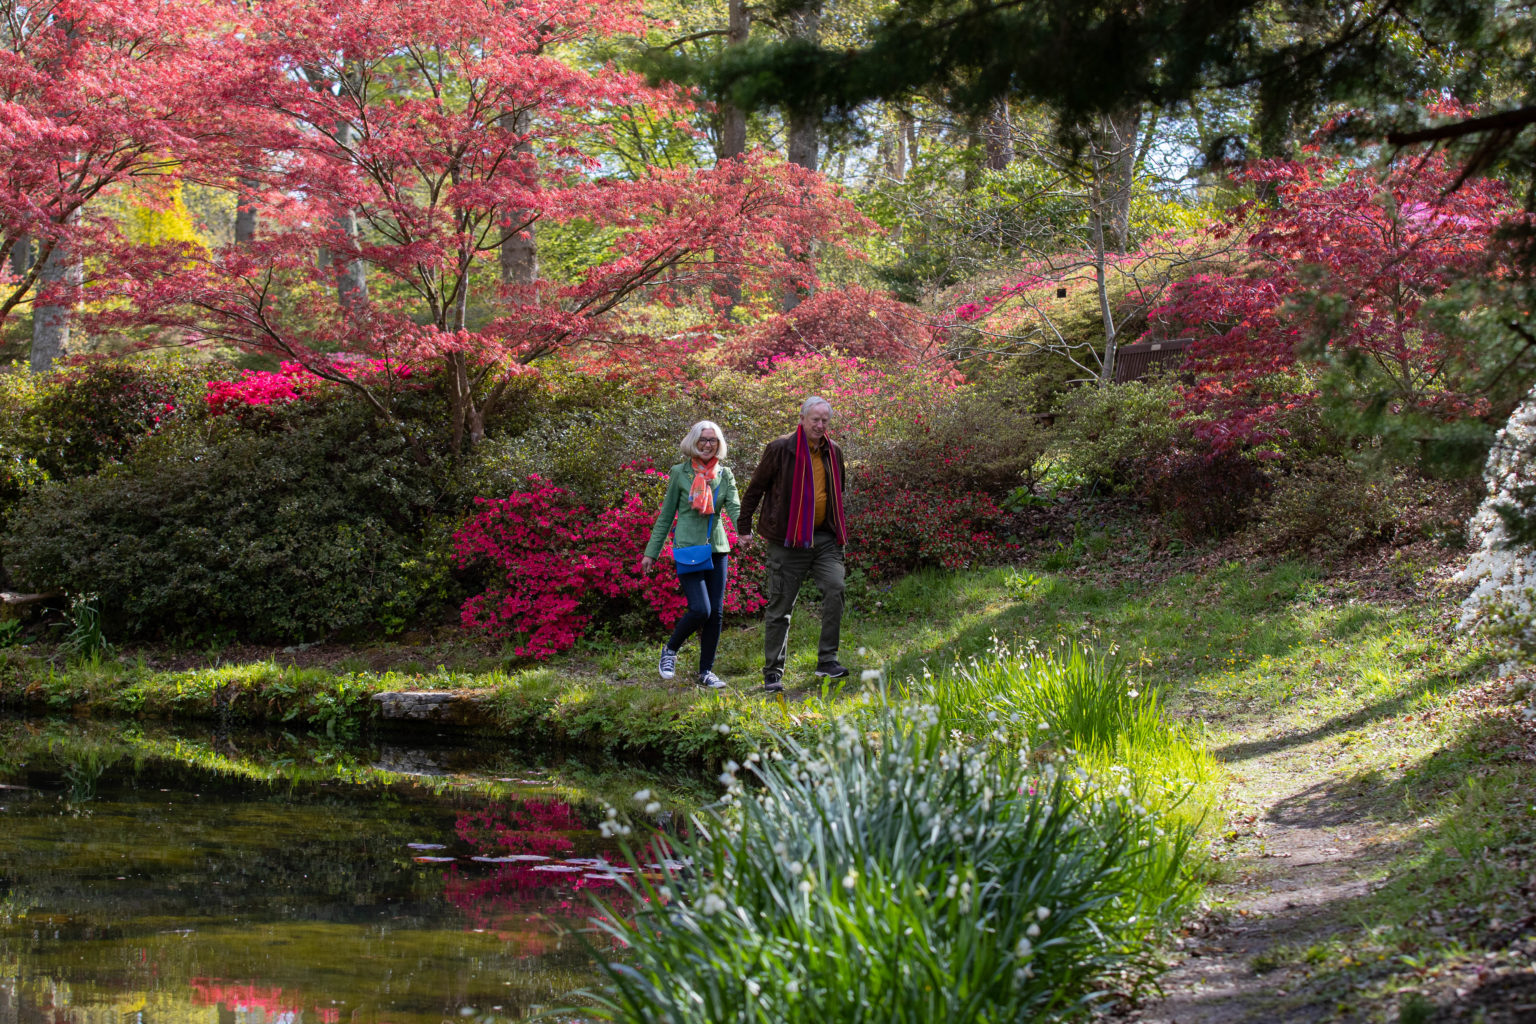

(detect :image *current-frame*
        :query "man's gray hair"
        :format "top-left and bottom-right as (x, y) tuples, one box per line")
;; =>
(680, 420), (728, 460)
(800, 396), (832, 416)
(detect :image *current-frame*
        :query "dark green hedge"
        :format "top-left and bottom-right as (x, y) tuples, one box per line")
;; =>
(3, 397), (448, 642)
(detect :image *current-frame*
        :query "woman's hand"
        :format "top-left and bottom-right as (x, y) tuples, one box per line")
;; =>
(641, 556), (656, 573)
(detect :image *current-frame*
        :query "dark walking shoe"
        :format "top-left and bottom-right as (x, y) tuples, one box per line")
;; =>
(763, 671), (784, 693)
(658, 646), (678, 680)
(815, 662), (850, 680)
(696, 670), (727, 690)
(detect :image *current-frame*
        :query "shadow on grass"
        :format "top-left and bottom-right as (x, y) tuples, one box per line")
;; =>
(1229, 713), (1536, 1019)
(1263, 711), (1529, 829)
(875, 562), (1377, 696)
(1149, 708), (1534, 1021)
(1210, 665), (1473, 765)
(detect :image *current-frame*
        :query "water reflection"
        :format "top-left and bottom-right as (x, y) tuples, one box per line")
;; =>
(0, 719), (688, 1024)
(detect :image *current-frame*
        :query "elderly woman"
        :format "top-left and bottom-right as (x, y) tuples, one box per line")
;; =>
(641, 420), (742, 689)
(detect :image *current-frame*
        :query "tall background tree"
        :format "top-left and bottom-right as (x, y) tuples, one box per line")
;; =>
(0, 0), (230, 370)
(100, 0), (860, 452)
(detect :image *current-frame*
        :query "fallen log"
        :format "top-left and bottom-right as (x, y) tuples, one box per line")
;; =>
(0, 591), (61, 608)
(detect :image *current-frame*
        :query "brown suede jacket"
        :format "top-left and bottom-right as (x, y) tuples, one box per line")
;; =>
(738, 432), (848, 545)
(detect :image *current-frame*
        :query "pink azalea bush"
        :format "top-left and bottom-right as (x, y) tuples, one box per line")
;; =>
(453, 474), (767, 659)
(205, 359), (417, 415)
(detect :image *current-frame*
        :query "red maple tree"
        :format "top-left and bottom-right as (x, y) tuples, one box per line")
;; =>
(722, 285), (943, 371)
(1149, 146), (1512, 450)
(98, 0), (859, 451)
(0, 0), (233, 368)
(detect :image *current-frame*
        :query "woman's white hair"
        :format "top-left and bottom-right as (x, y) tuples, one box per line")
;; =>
(680, 419), (728, 460)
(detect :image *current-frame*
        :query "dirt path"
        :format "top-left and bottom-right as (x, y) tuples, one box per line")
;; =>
(1130, 727), (1403, 1023)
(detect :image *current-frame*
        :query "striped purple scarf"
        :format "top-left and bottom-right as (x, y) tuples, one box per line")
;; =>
(786, 426), (846, 548)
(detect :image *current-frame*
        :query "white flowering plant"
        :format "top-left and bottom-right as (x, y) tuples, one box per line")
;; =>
(576, 697), (1199, 1023)
(1458, 386), (1536, 664)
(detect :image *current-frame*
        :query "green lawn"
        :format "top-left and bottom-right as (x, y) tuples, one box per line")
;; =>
(3, 540), (1528, 1016)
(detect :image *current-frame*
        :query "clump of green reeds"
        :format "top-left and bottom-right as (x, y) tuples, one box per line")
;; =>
(580, 696), (1200, 1023)
(919, 640), (1220, 831)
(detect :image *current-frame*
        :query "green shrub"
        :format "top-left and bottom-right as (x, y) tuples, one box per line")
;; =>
(862, 371), (1054, 495)
(585, 699), (1199, 1022)
(468, 358), (970, 509)
(0, 359), (209, 533)
(3, 396), (446, 642)
(1249, 456), (1407, 554)
(1056, 378), (1272, 534)
(470, 387), (698, 507)
(1055, 377), (1192, 489)
(0, 358), (206, 478)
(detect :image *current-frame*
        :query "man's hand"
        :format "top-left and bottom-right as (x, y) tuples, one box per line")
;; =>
(736, 534), (755, 550)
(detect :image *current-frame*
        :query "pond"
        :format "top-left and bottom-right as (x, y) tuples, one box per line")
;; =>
(0, 719), (699, 1024)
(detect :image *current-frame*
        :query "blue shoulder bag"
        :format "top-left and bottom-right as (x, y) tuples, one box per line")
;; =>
(671, 479), (721, 576)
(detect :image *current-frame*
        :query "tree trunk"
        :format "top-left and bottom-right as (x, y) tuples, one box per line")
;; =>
(498, 109), (538, 288)
(234, 176), (259, 244)
(983, 99), (1013, 170)
(783, 0), (820, 173)
(708, 1), (753, 314)
(332, 119), (367, 309)
(719, 0), (750, 161)
(1102, 107), (1141, 255)
(890, 109), (909, 181)
(9, 236), (34, 280)
(781, 1), (821, 312)
(31, 218), (82, 373)
(304, 63), (367, 307)
(786, 115), (818, 172)
(334, 207), (367, 309)
(1091, 198), (1117, 385)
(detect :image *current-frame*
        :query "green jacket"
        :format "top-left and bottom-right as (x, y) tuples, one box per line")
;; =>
(644, 463), (741, 559)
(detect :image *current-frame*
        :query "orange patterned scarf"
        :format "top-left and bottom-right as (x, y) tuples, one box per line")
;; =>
(689, 456), (718, 513)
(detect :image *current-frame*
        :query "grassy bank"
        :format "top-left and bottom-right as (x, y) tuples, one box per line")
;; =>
(0, 716), (719, 819)
(0, 543), (1483, 766)
(3, 534), (1523, 1017)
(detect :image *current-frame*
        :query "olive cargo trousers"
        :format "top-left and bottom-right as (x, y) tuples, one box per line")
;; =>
(762, 529), (845, 681)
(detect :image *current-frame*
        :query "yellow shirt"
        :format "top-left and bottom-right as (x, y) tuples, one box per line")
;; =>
(811, 443), (827, 526)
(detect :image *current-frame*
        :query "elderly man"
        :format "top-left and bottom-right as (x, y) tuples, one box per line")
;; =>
(738, 396), (850, 693)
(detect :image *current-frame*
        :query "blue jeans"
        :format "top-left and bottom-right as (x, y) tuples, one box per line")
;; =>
(667, 553), (729, 674)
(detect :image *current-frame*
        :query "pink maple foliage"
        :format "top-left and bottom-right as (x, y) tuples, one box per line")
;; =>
(1148, 145), (1513, 450)
(725, 285), (943, 371)
(0, 0), (236, 333)
(93, 0), (863, 451)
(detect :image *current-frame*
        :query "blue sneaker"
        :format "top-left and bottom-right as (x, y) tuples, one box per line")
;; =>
(658, 647), (678, 680)
(697, 670), (727, 690)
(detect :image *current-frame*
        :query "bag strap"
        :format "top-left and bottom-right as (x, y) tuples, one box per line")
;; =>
(671, 476), (723, 542)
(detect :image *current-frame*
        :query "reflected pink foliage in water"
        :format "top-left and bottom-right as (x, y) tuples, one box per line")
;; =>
(190, 980), (302, 1012)
(455, 799), (582, 856)
(444, 799), (632, 947)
